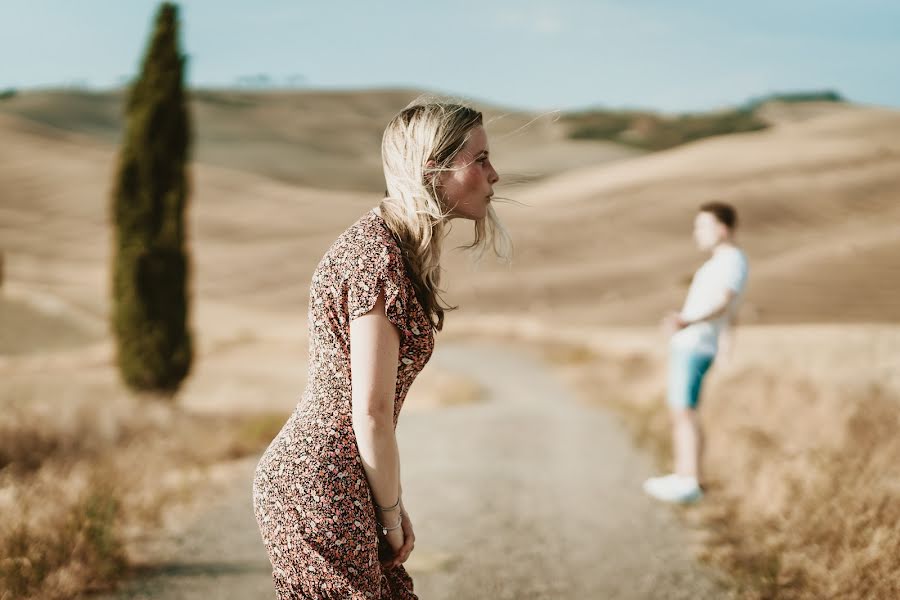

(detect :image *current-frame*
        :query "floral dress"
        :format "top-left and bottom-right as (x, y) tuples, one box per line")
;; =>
(253, 209), (435, 599)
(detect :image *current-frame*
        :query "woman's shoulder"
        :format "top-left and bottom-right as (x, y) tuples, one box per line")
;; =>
(341, 210), (400, 255)
(322, 209), (403, 276)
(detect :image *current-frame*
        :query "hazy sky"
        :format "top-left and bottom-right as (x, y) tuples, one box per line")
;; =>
(2, 0), (898, 112)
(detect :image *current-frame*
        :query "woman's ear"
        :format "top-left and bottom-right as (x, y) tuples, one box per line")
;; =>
(424, 160), (439, 185)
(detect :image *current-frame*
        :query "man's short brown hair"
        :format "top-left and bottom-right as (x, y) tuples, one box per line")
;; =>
(699, 201), (737, 230)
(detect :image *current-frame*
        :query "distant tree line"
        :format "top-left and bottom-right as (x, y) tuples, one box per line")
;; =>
(564, 89), (845, 151)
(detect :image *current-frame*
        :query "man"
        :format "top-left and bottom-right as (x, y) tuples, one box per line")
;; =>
(643, 202), (749, 504)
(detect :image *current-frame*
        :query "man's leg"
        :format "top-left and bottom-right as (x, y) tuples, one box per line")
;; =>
(644, 350), (712, 503)
(673, 407), (704, 484)
(674, 351), (713, 483)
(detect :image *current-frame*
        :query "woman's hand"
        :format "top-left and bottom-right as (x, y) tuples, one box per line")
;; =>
(379, 509), (405, 568)
(380, 507), (415, 569)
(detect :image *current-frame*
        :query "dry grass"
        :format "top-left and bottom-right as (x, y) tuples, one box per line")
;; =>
(544, 327), (900, 599)
(0, 352), (473, 598)
(0, 370), (287, 600)
(0, 462), (127, 599)
(695, 373), (900, 599)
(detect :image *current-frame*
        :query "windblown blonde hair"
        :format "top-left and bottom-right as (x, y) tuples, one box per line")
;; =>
(379, 100), (512, 332)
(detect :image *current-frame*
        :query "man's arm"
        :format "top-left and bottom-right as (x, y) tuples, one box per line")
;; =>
(718, 320), (737, 364)
(676, 288), (738, 328)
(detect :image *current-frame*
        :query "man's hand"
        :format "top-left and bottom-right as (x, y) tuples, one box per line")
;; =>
(662, 311), (689, 336)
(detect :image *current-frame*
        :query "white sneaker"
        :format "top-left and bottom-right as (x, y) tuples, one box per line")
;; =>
(643, 473), (680, 487)
(642, 474), (703, 504)
(642, 474), (675, 497)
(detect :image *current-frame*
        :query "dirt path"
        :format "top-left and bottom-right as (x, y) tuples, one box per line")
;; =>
(100, 341), (726, 599)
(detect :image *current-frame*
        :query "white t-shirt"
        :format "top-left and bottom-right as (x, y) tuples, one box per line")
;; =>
(671, 246), (749, 356)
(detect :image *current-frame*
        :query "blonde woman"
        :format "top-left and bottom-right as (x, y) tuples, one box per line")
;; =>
(253, 102), (510, 599)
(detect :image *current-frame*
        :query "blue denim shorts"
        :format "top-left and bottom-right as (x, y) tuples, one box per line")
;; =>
(667, 348), (714, 409)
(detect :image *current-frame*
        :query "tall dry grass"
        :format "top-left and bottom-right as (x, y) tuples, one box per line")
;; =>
(0, 369), (285, 600)
(545, 326), (900, 599)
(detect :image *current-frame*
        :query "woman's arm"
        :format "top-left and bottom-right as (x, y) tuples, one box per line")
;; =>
(349, 292), (410, 565)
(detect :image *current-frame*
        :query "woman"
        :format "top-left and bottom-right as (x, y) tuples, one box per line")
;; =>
(253, 101), (511, 599)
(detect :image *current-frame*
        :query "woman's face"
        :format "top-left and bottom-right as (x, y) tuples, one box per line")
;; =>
(436, 125), (499, 220)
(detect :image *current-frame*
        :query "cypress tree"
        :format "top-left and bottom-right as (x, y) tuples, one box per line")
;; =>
(111, 2), (192, 394)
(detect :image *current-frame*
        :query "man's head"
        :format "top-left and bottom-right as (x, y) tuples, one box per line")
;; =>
(693, 202), (737, 251)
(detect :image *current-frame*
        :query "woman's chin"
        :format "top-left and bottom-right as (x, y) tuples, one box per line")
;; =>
(448, 209), (486, 221)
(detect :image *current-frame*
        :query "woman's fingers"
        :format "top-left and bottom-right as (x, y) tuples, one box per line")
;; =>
(380, 511), (416, 569)
(384, 536), (415, 569)
(401, 513), (415, 551)
(398, 542), (413, 563)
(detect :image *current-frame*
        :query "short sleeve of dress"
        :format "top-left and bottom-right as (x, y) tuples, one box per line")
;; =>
(345, 239), (412, 340)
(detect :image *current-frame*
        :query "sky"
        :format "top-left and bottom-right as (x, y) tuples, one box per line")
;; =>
(2, 0), (899, 112)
